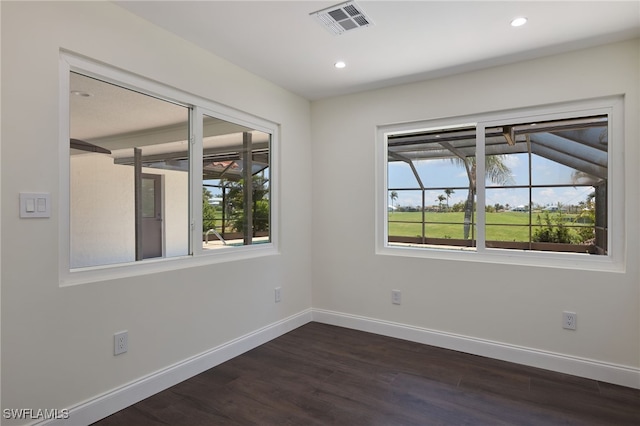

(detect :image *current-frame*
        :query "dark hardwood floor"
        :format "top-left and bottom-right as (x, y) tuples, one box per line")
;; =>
(93, 322), (640, 425)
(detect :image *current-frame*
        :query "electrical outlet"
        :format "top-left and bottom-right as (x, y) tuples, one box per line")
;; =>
(392, 290), (401, 305)
(274, 287), (282, 303)
(114, 331), (128, 355)
(562, 311), (577, 330)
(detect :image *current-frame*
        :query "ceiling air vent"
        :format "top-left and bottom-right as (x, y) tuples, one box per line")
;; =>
(311, 1), (373, 35)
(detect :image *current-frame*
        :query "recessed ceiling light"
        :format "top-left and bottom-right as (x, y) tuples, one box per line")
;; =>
(71, 90), (93, 97)
(334, 61), (346, 69)
(510, 17), (528, 27)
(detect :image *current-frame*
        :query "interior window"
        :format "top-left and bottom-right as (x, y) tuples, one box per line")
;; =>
(69, 72), (189, 268)
(201, 115), (271, 250)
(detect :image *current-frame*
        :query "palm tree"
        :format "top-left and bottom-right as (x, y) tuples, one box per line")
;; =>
(452, 155), (513, 240)
(444, 188), (454, 211)
(389, 190), (398, 212)
(437, 194), (446, 210)
(571, 170), (599, 186)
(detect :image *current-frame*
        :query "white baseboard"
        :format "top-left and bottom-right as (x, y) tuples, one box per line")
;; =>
(311, 308), (640, 390)
(35, 307), (639, 425)
(41, 309), (313, 426)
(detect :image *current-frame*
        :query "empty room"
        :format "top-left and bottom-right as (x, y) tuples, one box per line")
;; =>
(1, 1), (639, 425)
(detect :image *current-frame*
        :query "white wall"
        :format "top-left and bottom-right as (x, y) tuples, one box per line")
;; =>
(1, 1), (638, 424)
(70, 154), (190, 268)
(70, 154), (135, 267)
(161, 167), (189, 259)
(1, 1), (312, 423)
(311, 40), (639, 379)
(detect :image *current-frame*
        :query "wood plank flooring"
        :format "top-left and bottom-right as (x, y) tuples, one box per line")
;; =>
(93, 322), (640, 425)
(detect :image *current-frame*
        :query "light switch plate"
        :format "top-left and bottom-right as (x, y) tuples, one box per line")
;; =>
(20, 193), (51, 218)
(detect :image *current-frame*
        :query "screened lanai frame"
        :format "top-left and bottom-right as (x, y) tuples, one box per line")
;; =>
(479, 116), (607, 254)
(376, 96), (625, 271)
(195, 109), (273, 251)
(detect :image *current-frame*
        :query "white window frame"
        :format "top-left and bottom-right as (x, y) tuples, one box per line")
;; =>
(59, 52), (279, 286)
(376, 96), (624, 272)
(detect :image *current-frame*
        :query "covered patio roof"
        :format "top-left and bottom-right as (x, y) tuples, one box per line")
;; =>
(388, 115), (608, 182)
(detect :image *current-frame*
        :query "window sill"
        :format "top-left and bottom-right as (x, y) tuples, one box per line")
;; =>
(377, 244), (624, 273)
(60, 244), (279, 287)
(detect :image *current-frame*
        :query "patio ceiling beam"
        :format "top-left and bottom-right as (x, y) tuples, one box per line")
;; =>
(530, 133), (607, 168)
(530, 143), (607, 180)
(388, 128), (476, 147)
(390, 135), (544, 162)
(203, 142), (269, 155)
(387, 116), (604, 149)
(439, 141), (469, 161)
(115, 148), (268, 166)
(502, 126), (516, 146)
(389, 146), (455, 156)
(551, 128), (608, 152)
(70, 138), (112, 155)
(511, 116), (607, 136)
(485, 143), (528, 156)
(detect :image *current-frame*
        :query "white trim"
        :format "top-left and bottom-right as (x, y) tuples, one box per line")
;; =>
(58, 55), (72, 278)
(376, 96), (625, 272)
(37, 309), (313, 426)
(312, 308), (640, 390)
(190, 106), (203, 256)
(59, 51), (280, 286)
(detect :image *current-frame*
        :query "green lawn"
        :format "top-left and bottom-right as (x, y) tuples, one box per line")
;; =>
(388, 211), (590, 242)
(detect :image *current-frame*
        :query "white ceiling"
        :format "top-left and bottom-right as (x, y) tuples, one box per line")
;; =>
(114, 1), (640, 101)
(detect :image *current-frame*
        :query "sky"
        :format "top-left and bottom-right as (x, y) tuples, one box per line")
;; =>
(388, 153), (594, 210)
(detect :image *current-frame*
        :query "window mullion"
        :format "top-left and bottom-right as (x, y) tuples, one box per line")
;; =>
(476, 125), (486, 253)
(190, 106), (204, 256)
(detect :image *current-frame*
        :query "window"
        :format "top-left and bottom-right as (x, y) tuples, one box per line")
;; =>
(387, 125), (477, 248)
(483, 116), (607, 255)
(200, 114), (271, 250)
(61, 54), (276, 284)
(379, 98), (623, 269)
(69, 72), (190, 268)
